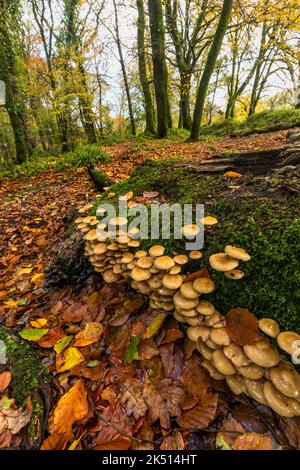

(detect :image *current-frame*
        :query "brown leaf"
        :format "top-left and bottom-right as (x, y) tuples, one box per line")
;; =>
(61, 302), (87, 323)
(160, 385), (185, 417)
(121, 379), (148, 420)
(73, 322), (103, 347)
(159, 346), (174, 377)
(177, 391), (218, 430)
(232, 432), (273, 450)
(0, 398), (32, 435)
(132, 417), (154, 450)
(37, 327), (66, 348)
(226, 308), (261, 345)
(48, 380), (89, 437)
(143, 379), (170, 429)
(181, 356), (211, 400)
(160, 432), (185, 450)
(218, 415), (246, 447)
(94, 404), (132, 450)
(0, 372), (11, 392)
(137, 338), (160, 360)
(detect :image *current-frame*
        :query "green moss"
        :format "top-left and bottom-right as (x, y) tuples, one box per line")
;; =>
(94, 159), (300, 333)
(0, 328), (49, 431)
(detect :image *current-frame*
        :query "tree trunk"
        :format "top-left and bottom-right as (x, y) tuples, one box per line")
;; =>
(180, 71), (192, 130)
(190, 0), (234, 140)
(113, 0), (136, 136)
(137, 0), (156, 135)
(148, 0), (171, 138)
(77, 62), (97, 144)
(295, 40), (300, 109)
(0, 28), (31, 163)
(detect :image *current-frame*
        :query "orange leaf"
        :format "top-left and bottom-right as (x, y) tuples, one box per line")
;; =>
(49, 380), (89, 437)
(73, 322), (103, 347)
(0, 371), (11, 392)
(232, 432), (273, 450)
(226, 308), (261, 345)
(177, 391), (218, 430)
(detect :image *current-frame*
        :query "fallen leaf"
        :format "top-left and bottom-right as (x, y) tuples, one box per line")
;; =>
(56, 347), (85, 372)
(125, 335), (140, 363)
(160, 432), (185, 450)
(177, 392), (218, 430)
(54, 335), (73, 354)
(143, 313), (166, 339)
(73, 322), (103, 347)
(143, 378), (170, 429)
(226, 308), (261, 345)
(0, 372), (11, 392)
(19, 328), (49, 342)
(30, 318), (48, 328)
(232, 432), (273, 450)
(38, 327), (66, 348)
(121, 379), (147, 420)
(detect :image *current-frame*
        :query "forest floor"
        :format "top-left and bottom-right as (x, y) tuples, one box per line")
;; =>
(0, 128), (299, 451)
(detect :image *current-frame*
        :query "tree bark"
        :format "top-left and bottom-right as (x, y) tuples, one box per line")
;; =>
(113, 0), (136, 136)
(179, 71), (192, 130)
(148, 0), (171, 138)
(137, 0), (156, 135)
(190, 0), (234, 140)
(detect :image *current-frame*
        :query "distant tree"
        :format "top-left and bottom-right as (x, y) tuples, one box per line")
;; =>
(148, 0), (172, 137)
(136, 0), (156, 135)
(190, 0), (234, 140)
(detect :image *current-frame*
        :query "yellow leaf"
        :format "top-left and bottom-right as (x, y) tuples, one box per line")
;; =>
(68, 432), (86, 450)
(18, 267), (33, 276)
(56, 347), (85, 372)
(143, 314), (166, 339)
(73, 322), (103, 347)
(30, 318), (48, 328)
(3, 300), (19, 309)
(31, 273), (45, 287)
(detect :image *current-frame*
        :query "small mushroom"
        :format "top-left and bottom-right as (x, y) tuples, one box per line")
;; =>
(174, 255), (189, 265)
(169, 265), (182, 274)
(259, 318), (280, 338)
(180, 224), (200, 239)
(223, 343), (250, 367)
(196, 338), (214, 360)
(263, 382), (297, 417)
(236, 363), (265, 380)
(277, 331), (300, 355)
(204, 312), (226, 328)
(149, 245), (165, 257)
(174, 311), (186, 323)
(189, 251), (203, 260)
(175, 307), (198, 318)
(185, 316), (203, 326)
(154, 256), (175, 271)
(225, 245), (251, 262)
(148, 274), (163, 289)
(131, 267), (151, 281)
(84, 229), (98, 241)
(174, 291), (199, 310)
(269, 362), (300, 399)
(212, 350), (236, 375)
(200, 216), (218, 226)
(196, 300), (215, 316)
(244, 339), (280, 368)
(162, 274), (183, 290)
(193, 277), (215, 294)
(209, 253), (239, 272)
(135, 250), (148, 259)
(210, 327), (231, 346)
(180, 282), (200, 299)
(103, 269), (120, 283)
(224, 269), (245, 280)
(128, 240), (140, 248)
(121, 252), (135, 264)
(187, 325), (210, 342)
(109, 216), (128, 228)
(202, 360), (225, 380)
(94, 243), (107, 255)
(137, 256), (153, 269)
(244, 378), (268, 406)
(226, 375), (247, 395)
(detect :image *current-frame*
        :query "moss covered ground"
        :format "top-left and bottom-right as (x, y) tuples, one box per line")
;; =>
(95, 159), (300, 333)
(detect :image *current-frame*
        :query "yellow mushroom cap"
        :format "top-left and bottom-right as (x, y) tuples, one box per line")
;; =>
(128, 240), (140, 248)
(154, 256), (175, 270)
(244, 378), (268, 406)
(223, 343), (251, 367)
(196, 338), (214, 361)
(210, 327), (231, 346)
(121, 252), (135, 264)
(162, 274), (183, 290)
(212, 349), (236, 375)
(263, 382), (297, 417)
(259, 318), (280, 338)
(173, 291), (199, 310)
(209, 253), (239, 272)
(180, 281), (200, 299)
(244, 339), (280, 368)
(226, 375), (247, 395)
(149, 245), (165, 257)
(180, 224), (200, 239)
(169, 265), (182, 274)
(236, 363), (265, 380)
(277, 331), (300, 355)
(193, 277), (215, 294)
(174, 255), (189, 265)
(187, 325), (210, 342)
(200, 216), (218, 226)
(137, 256), (153, 269)
(189, 251), (203, 260)
(202, 359), (225, 380)
(84, 229), (98, 241)
(103, 269), (120, 283)
(109, 216), (128, 227)
(270, 362), (300, 399)
(196, 300), (215, 316)
(224, 269), (245, 280)
(135, 250), (147, 259)
(131, 267), (151, 281)
(225, 245), (251, 262)
(175, 307), (198, 318)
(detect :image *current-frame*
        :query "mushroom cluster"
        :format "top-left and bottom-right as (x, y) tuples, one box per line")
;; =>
(76, 206), (300, 418)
